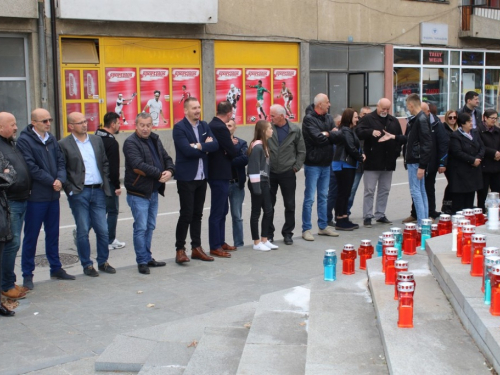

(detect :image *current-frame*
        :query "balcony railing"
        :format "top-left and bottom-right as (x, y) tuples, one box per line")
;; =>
(461, 3), (500, 31)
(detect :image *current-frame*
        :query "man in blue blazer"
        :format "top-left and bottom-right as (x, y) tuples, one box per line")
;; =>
(207, 102), (239, 258)
(172, 98), (218, 264)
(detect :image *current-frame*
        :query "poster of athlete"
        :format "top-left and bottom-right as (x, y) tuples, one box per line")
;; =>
(105, 68), (138, 131)
(139, 68), (171, 129)
(273, 68), (298, 121)
(245, 68), (271, 124)
(172, 68), (201, 125)
(83, 70), (99, 99)
(215, 68), (243, 124)
(65, 70), (81, 100)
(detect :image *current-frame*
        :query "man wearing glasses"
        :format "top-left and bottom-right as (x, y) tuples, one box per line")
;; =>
(16, 109), (75, 290)
(59, 112), (116, 277)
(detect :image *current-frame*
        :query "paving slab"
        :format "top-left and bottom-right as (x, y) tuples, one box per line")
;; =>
(305, 272), (388, 375)
(368, 251), (490, 375)
(236, 287), (310, 375)
(427, 227), (500, 373)
(183, 327), (249, 375)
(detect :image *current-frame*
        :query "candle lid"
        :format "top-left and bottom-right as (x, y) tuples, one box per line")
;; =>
(463, 225), (476, 234)
(325, 249), (336, 256)
(390, 227), (402, 235)
(382, 231), (394, 239)
(422, 218), (433, 226)
(487, 192), (499, 200)
(395, 260), (409, 269)
(472, 234), (486, 242)
(343, 244), (355, 251)
(431, 223), (438, 230)
(397, 271), (414, 281)
(398, 281), (415, 292)
(385, 247), (398, 256)
(383, 238), (395, 246)
(361, 239), (372, 246)
(485, 256), (500, 266)
(491, 265), (500, 275)
(458, 219), (471, 227)
(405, 223), (417, 230)
(484, 247), (499, 256)
(463, 208), (474, 216)
(439, 214), (451, 222)
(474, 208), (483, 214)
(452, 215), (464, 223)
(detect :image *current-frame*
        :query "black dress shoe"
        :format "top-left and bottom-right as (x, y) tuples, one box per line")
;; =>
(138, 264), (150, 274)
(50, 268), (76, 280)
(98, 262), (116, 274)
(147, 259), (166, 267)
(376, 216), (392, 224)
(84, 266), (99, 277)
(0, 304), (15, 317)
(284, 235), (293, 245)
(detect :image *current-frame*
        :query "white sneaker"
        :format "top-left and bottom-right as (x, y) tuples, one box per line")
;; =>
(124, 121), (129, 125)
(253, 242), (271, 251)
(302, 230), (315, 241)
(263, 240), (279, 250)
(108, 238), (126, 250)
(318, 227), (339, 237)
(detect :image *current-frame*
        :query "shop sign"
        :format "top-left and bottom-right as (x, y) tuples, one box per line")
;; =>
(420, 23), (448, 45)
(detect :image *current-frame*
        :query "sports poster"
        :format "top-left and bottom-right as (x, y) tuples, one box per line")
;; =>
(139, 68), (171, 129)
(245, 68), (271, 124)
(105, 68), (138, 131)
(85, 103), (100, 132)
(273, 68), (298, 121)
(83, 70), (99, 99)
(172, 68), (201, 125)
(65, 103), (82, 132)
(215, 69), (244, 124)
(65, 70), (81, 100)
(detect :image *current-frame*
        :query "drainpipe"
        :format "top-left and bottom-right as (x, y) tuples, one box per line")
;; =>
(49, 0), (61, 139)
(38, 0), (48, 110)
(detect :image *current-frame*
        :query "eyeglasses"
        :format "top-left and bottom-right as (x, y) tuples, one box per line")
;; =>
(448, 116), (457, 120)
(69, 120), (88, 125)
(35, 118), (53, 124)
(488, 117), (499, 121)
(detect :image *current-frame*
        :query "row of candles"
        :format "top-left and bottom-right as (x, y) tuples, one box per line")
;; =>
(323, 207), (492, 328)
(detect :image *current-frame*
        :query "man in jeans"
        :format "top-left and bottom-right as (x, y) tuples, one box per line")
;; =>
(0, 112), (30, 298)
(268, 104), (305, 245)
(301, 94), (341, 241)
(226, 120), (248, 248)
(123, 113), (175, 274)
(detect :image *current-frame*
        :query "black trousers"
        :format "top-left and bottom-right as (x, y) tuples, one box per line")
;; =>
(175, 180), (207, 250)
(269, 169), (296, 238)
(249, 181), (272, 240)
(334, 168), (356, 218)
(451, 191), (475, 214)
(411, 167), (438, 218)
(478, 172), (500, 211)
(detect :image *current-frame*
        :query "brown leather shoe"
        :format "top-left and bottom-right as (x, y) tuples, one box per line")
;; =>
(1, 288), (27, 300)
(175, 249), (190, 264)
(191, 247), (214, 261)
(14, 284), (29, 294)
(210, 248), (232, 258)
(221, 243), (237, 251)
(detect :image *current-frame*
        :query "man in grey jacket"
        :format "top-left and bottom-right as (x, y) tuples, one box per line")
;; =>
(268, 104), (306, 245)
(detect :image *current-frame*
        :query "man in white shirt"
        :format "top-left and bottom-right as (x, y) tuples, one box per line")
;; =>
(143, 90), (167, 127)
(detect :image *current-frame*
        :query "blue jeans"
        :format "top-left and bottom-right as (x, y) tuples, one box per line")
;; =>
(106, 183), (119, 244)
(407, 163), (428, 226)
(127, 192), (158, 265)
(68, 187), (109, 269)
(22, 200), (62, 277)
(2, 200), (26, 290)
(326, 169), (338, 223)
(228, 182), (245, 247)
(302, 165), (330, 232)
(347, 170), (363, 215)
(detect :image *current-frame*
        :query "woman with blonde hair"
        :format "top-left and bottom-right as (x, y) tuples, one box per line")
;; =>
(443, 109), (458, 134)
(247, 120), (277, 251)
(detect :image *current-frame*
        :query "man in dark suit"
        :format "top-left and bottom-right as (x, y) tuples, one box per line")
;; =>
(172, 98), (219, 264)
(59, 112), (116, 277)
(207, 101), (238, 257)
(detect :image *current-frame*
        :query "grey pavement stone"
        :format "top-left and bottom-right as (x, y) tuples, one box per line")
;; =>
(183, 327), (249, 375)
(236, 344), (306, 375)
(305, 274), (387, 375)
(368, 251), (490, 375)
(95, 335), (157, 372)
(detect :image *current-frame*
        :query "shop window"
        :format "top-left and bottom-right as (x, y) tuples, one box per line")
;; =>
(485, 69), (499, 110)
(450, 68), (460, 111)
(310, 44), (348, 70)
(61, 39), (99, 64)
(451, 51), (460, 65)
(486, 53), (500, 67)
(423, 50), (448, 65)
(462, 51), (484, 66)
(394, 67), (421, 117)
(349, 46), (384, 71)
(422, 68), (448, 115)
(368, 72), (384, 106)
(461, 69), (483, 112)
(394, 49), (421, 65)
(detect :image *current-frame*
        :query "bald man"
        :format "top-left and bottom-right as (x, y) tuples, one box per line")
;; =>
(59, 112), (116, 277)
(0, 112), (31, 297)
(356, 98), (403, 227)
(16, 109), (75, 290)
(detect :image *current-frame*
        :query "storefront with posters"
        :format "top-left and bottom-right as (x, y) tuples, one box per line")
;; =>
(214, 41), (299, 125)
(60, 37), (202, 135)
(393, 46), (500, 118)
